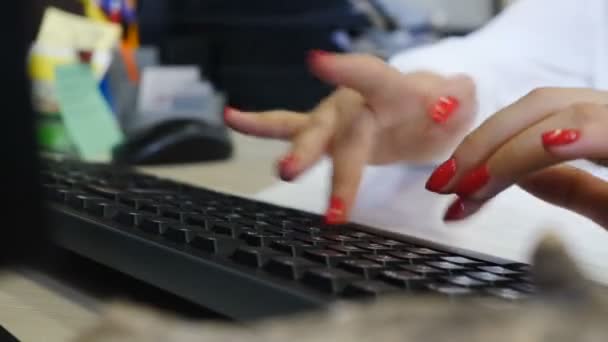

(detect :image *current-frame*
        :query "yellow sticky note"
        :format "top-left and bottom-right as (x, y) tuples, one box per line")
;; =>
(28, 44), (111, 82)
(80, 0), (109, 22)
(36, 7), (121, 50)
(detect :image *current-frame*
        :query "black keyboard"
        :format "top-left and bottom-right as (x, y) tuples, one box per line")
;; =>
(42, 158), (534, 320)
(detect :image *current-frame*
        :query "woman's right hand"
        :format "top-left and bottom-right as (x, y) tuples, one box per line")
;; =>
(224, 51), (477, 224)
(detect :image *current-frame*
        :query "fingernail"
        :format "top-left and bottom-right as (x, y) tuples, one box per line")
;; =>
(430, 96), (460, 124)
(542, 129), (581, 147)
(324, 196), (346, 225)
(278, 154), (298, 181)
(426, 158), (457, 193)
(307, 49), (333, 66)
(443, 197), (466, 221)
(223, 106), (237, 121)
(455, 164), (490, 197)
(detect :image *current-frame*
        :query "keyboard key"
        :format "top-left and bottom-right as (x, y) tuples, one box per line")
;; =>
(66, 193), (104, 210)
(296, 235), (331, 247)
(85, 199), (115, 217)
(426, 261), (468, 273)
(328, 244), (367, 257)
(182, 213), (208, 229)
(342, 280), (400, 298)
(293, 226), (324, 236)
(371, 239), (410, 248)
(388, 251), (430, 264)
(301, 268), (360, 293)
(477, 266), (522, 276)
(232, 246), (283, 268)
(339, 259), (384, 279)
(323, 234), (359, 244)
(163, 225), (200, 244)
(347, 231), (377, 239)
(111, 209), (146, 227)
(44, 185), (71, 202)
(379, 270), (427, 290)
(241, 231), (281, 247)
(399, 264), (444, 277)
(210, 221), (241, 237)
(443, 275), (486, 288)
(117, 195), (154, 209)
(189, 232), (240, 255)
(85, 184), (122, 200)
(485, 287), (529, 300)
(440, 256), (484, 265)
(139, 217), (179, 235)
(362, 254), (404, 267)
(426, 283), (474, 296)
(303, 249), (349, 267)
(269, 240), (313, 256)
(466, 272), (510, 284)
(264, 256), (317, 280)
(406, 247), (445, 256)
(354, 243), (394, 254)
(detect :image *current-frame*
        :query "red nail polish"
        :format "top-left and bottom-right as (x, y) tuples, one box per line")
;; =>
(443, 198), (466, 221)
(307, 49), (332, 66)
(324, 196), (346, 225)
(455, 164), (490, 197)
(542, 129), (580, 147)
(278, 154), (298, 181)
(426, 158), (457, 193)
(430, 96), (460, 124)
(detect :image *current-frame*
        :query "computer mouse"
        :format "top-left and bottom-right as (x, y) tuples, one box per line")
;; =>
(112, 119), (233, 165)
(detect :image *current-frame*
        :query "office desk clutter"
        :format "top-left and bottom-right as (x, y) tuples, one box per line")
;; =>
(29, 4), (232, 165)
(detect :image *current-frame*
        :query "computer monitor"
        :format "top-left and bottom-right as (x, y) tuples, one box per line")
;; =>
(0, 0), (47, 266)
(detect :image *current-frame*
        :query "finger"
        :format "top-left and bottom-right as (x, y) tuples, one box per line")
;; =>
(223, 107), (309, 139)
(324, 113), (377, 225)
(518, 165), (608, 228)
(277, 108), (337, 181)
(441, 103), (608, 219)
(426, 88), (608, 193)
(307, 51), (403, 106)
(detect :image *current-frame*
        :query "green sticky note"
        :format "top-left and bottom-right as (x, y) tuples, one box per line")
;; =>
(55, 63), (123, 161)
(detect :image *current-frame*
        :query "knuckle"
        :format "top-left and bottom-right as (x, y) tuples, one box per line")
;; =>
(569, 102), (604, 127)
(525, 87), (559, 103)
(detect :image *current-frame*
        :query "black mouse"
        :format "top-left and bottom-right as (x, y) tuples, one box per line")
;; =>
(112, 119), (233, 165)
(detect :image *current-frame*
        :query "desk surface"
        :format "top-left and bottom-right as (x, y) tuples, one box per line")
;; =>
(0, 132), (288, 341)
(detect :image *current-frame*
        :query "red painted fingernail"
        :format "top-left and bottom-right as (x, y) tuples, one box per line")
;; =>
(455, 164), (490, 197)
(278, 154), (298, 181)
(223, 106), (237, 121)
(307, 49), (333, 66)
(426, 158), (457, 193)
(542, 129), (581, 147)
(430, 96), (460, 124)
(443, 198), (466, 221)
(324, 196), (346, 225)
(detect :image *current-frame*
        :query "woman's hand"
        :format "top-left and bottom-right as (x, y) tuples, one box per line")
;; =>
(225, 51), (477, 224)
(425, 87), (608, 228)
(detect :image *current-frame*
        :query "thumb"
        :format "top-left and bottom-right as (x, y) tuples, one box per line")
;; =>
(308, 51), (401, 104)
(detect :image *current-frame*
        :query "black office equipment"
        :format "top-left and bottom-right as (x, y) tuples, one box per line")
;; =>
(112, 119), (233, 165)
(44, 157), (534, 320)
(0, 325), (19, 342)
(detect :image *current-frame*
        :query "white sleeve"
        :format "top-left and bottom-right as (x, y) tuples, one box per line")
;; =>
(353, 0), (608, 214)
(388, 0), (606, 128)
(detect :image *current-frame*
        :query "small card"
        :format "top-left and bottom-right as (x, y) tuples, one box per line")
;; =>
(55, 63), (124, 161)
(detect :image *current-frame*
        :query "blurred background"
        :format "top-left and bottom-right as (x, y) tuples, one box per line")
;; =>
(29, 0), (515, 165)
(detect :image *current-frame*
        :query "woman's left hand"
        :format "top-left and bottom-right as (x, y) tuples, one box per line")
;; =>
(424, 87), (608, 228)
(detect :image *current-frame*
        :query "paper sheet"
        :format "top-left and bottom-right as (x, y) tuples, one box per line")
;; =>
(55, 64), (124, 161)
(36, 7), (121, 51)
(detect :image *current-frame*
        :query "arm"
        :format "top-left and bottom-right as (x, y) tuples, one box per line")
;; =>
(389, 0), (604, 129)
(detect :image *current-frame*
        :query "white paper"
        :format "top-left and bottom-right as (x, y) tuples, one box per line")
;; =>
(137, 66), (201, 115)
